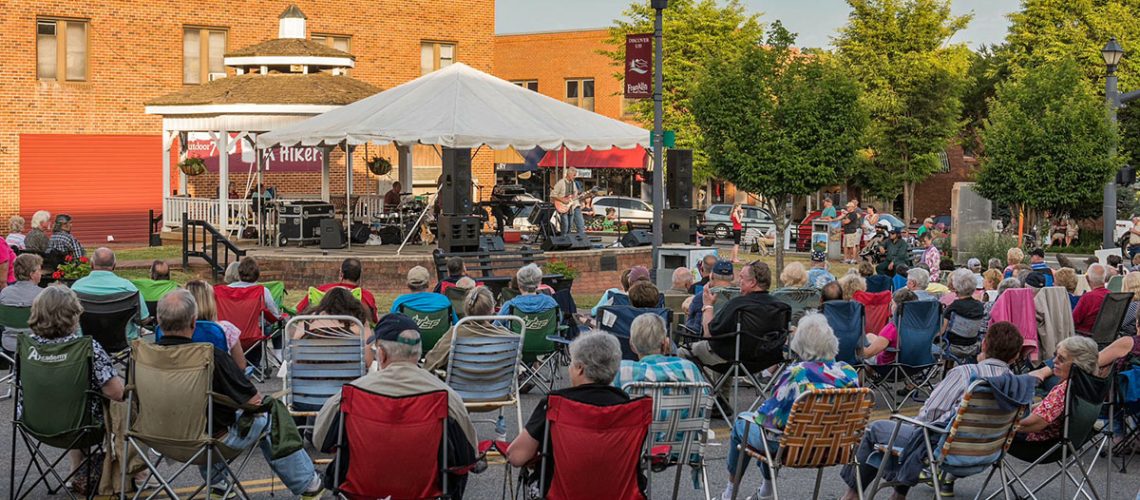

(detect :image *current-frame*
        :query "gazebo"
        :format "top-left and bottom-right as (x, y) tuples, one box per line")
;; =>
(145, 5), (378, 232)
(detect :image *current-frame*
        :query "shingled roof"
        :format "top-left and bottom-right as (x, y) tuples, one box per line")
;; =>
(225, 38), (353, 59)
(147, 72), (379, 107)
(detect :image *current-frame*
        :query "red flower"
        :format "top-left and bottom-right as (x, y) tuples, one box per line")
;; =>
(65, 254), (74, 262)
(52, 271), (62, 279)
(79, 256), (89, 264)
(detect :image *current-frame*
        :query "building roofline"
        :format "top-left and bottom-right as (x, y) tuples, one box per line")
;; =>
(495, 27), (610, 38)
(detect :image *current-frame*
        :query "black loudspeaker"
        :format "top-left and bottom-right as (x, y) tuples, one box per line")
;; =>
(567, 233), (591, 250)
(441, 148), (473, 215)
(479, 235), (506, 253)
(350, 223), (370, 244)
(666, 149), (693, 209)
(319, 219), (346, 249)
(541, 235), (572, 252)
(621, 229), (653, 248)
(438, 215), (481, 252)
(377, 225), (402, 244)
(662, 208), (697, 244)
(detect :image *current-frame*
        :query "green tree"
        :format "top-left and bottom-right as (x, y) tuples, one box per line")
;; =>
(960, 45), (1011, 156)
(835, 0), (972, 222)
(976, 59), (1120, 226)
(692, 24), (868, 278)
(602, 0), (764, 183)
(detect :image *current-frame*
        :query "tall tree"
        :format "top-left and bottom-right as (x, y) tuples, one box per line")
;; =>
(835, 0), (972, 221)
(976, 58), (1120, 225)
(960, 45), (1011, 156)
(602, 0), (764, 183)
(692, 23), (868, 278)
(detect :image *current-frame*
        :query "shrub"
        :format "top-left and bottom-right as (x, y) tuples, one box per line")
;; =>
(967, 232), (1020, 266)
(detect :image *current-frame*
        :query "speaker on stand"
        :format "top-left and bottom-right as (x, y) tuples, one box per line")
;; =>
(437, 148), (480, 252)
(621, 229), (653, 248)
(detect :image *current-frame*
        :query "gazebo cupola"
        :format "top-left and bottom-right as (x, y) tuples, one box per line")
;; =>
(224, 5), (355, 76)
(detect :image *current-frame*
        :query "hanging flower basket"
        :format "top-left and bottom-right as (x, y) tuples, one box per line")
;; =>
(179, 157), (207, 176)
(367, 156), (392, 176)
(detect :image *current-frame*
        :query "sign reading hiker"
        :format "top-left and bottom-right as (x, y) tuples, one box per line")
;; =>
(625, 34), (652, 99)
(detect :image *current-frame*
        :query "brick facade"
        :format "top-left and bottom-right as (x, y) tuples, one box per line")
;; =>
(912, 144), (977, 218)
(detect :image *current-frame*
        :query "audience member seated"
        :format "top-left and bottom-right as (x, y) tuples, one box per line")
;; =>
(314, 327), (476, 497)
(721, 313), (859, 500)
(296, 258), (378, 324)
(0, 237), (13, 287)
(0, 254), (43, 307)
(838, 274), (866, 301)
(821, 281), (844, 303)
(591, 266), (651, 316)
(150, 260), (171, 281)
(184, 280), (246, 371)
(1028, 248), (1054, 285)
(690, 254), (721, 294)
(941, 268), (987, 361)
(686, 260), (736, 334)
(877, 227), (910, 276)
(1053, 267), (1080, 310)
(842, 322), (1029, 499)
(967, 258), (984, 289)
(627, 280), (661, 308)
(226, 258), (283, 321)
(667, 267), (693, 295)
(780, 262), (809, 289)
(23, 210), (50, 253)
(984, 278), (1023, 325)
(296, 287), (369, 339)
(863, 261), (891, 293)
(1109, 254), (1125, 276)
(425, 286), (514, 372)
(223, 261), (241, 284)
(1119, 272), (1140, 338)
(433, 256), (468, 293)
(906, 268), (936, 301)
(892, 265), (909, 292)
(612, 313), (704, 389)
(807, 252), (835, 289)
(6, 215), (25, 250)
(498, 264), (558, 318)
(46, 214), (84, 259)
(390, 266), (458, 322)
(1008, 336), (1101, 461)
(507, 332), (638, 496)
(24, 286), (124, 490)
(71, 247), (150, 338)
(863, 289), (919, 365)
(982, 269), (1002, 301)
(1073, 263), (1110, 332)
(1003, 248), (1024, 279)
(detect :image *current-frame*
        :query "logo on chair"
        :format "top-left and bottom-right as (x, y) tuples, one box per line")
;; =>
(525, 317), (550, 330)
(412, 314), (441, 330)
(26, 347), (67, 363)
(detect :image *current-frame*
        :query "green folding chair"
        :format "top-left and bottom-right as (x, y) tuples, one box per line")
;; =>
(1108, 275), (1124, 293)
(0, 304), (32, 400)
(444, 287), (469, 319)
(263, 280), (295, 316)
(10, 335), (105, 500)
(507, 307), (564, 393)
(398, 305), (454, 353)
(129, 279), (180, 318)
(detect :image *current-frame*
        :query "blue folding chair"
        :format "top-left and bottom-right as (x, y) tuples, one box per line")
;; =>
(283, 315), (367, 421)
(595, 306), (672, 361)
(822, 300), (866, 367)
(865, 299), (942, 411)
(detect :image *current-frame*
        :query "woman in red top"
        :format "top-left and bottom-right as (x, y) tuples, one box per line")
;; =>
(730, 203), (744, 263)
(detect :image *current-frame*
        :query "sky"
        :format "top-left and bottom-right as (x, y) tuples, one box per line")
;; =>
(495, 0), (1022, 50)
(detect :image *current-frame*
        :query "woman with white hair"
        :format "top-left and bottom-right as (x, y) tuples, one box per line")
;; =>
(941, 268), (987, 360)
(498, 264), (558, 317)
(719, 313), (860, 500)
(24, 210), (51, 253)
(1009, 336), (1101, 460)
(6, 215), (26, 250)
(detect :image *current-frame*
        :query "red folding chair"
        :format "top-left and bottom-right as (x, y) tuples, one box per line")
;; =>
(214, 284), (279, 378)
(540, 395), (653, 500)
(333, 386), (450, 500)
(854, 290), (892, 335)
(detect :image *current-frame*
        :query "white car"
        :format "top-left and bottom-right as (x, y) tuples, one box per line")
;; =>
(590, 196), (654, 226)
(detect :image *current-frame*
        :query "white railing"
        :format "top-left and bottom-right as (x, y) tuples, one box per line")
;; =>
(164, 197), (252, 232)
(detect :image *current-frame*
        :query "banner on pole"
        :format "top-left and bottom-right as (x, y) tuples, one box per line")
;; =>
(624, 34), (653, 99)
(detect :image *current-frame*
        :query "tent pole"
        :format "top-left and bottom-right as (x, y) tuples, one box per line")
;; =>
(255, 134), (263, 247)
(346, 142), (354, 249)
(219, 130), (230, 234)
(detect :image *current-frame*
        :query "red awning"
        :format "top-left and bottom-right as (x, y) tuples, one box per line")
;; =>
(537, 146), (647, 169)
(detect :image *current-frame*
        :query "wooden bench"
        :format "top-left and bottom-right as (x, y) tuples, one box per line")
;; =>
(431, 247), (566, 300)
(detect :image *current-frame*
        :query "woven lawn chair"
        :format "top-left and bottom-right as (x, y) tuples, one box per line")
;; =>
(731, 388), (874, 500)
(1076, 292), (1132, 349)
(121, 340), (265, 500)
(75, 290), (141, 367)
(283, 315), (366, 422)
(863, 299), (942, 412)
(822, 301), (866, 367)
(398, 303), (455, 354)
(9, 335), (105, 500)
(869, 380), (1027, 500)
(505, 307), (565, 394)
(772, 288), (821, 329)
(0, 304), (31, 400)
(624, 380), (715, 500)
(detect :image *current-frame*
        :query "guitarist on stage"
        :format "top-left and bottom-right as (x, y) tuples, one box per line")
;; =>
(551, 167), (588, 237)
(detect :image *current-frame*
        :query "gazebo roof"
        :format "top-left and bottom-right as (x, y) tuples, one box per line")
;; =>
(224, 38), (353, 60)
(146, 72), (379, 108)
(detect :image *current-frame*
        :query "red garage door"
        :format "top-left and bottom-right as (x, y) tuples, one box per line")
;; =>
(20, 135), (162, 244)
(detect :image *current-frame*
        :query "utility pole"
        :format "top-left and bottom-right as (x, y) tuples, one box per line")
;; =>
(651, 0), (667, 256)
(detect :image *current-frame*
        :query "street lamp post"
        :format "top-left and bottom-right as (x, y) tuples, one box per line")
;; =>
(650, 0), (667, 256)
(1103, 37), (1124, 249)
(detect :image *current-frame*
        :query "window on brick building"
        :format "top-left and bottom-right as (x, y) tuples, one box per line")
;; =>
(37, 19), (88, 81)
(183, 27), (227, 84)
(565, 78), (594, 111)
(938, 150), (951, 173)
(420, 42), (455, 75)
(312, 34), (351, 53)
(512, 80), (538, 92)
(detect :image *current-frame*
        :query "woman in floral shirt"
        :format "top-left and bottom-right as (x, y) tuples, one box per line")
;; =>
(1008, 336), (1099, 461)
(719, 313), (860, 500)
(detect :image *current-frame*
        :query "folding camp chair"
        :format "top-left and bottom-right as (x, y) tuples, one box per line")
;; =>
(75, 290), (141, 367)
(398, 303), (455, 353)
(9, 335), (105, 500)
(732, 388), (874, 500)
(869, 380), (1027, 500)
(664, 293), (689, 329)
(534, 395), (653, 499)
(121, 340), (266, 500)
(990, 366), (1112, 500)
(863, 299), (942, 412)
(331, 386), (452, 499)
(942, 311), (988, 366)
(0, 304), (32, 400)
(128, 279), (179, 318)
(596, 305), (672, 361)
(444, 286), (469, 318)
(263, 280), (293, 315)
(1108, 275), (1124, 293)
(1076, 292), (1132, 349)
(772, 288), (821, 329)
(283, 315), (366, 420)
(214, 284), (280, 380)
(1035, 286), (1075, 361)
(506, 307), (565, 394)
(988, 288), (1041, 362)
(624, 381), (715, 500)
(822, 300), (866, 367)
(853, 290), (892, 336)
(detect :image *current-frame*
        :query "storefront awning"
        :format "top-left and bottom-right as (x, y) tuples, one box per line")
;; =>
(537, 146), (648, 169)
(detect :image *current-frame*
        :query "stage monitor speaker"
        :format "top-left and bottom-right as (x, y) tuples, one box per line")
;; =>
(666, 149), (693, 209)
(438, 215), (481, 252)
(621, 229), (653, 248)
(350, 223), (370, 244)
(567, 233), (591, 250)
(541, 235), (572, 252)
(441, 148), (473, 216)
(662, 208), (697, 244)
(319, 219), (346, 249)
(479, 235), (506, 253)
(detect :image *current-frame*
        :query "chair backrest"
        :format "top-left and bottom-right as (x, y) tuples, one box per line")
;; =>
(398, 304), (454, 353)
(284, 315), (366, 412)
(596, 306), (671, 361)
(663, 293), (688, 314)
(1089, 292), (1133, 346)
(822, 301), (866, 366)
(16, 335), (103, 449)
(75, 290), (139, 354)
(507, 306), (560, 363)
(936, 380), (1026, 474)
(263, 280), (287, 310)
(895, 299), (942, 367)
(445, 315), (524, 404)
(777, 388), (873, 468)
(129, 279), (180, 316)
(773, 287), (822, 327)
(443, 286), (468, 318)
(127, 340), (215, 464)
(622, 381), (713, 464)
(853, 290), (892, 335)
(0, 304), (32, 332)
(1064, 366), (1111, 449)
(1108, 274), (1124, 293)
(543, 395), (652, 499)
(214, 284), (269, 349)
(609, 292), (632, 307)
(945, 312), (987, 344)
(154, 320), (229, 353)
(337, 386), (449, 500)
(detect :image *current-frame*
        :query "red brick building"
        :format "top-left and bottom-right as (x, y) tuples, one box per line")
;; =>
(0, 0), (494, 242)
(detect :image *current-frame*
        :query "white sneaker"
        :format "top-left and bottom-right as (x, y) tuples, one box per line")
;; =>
(747, 478), (774, 500)
(718, 482), (735, 500)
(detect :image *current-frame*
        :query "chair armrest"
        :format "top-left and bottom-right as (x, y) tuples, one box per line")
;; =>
(546, 335), (571, 347)
(890, 414), (948, 435)
(210, 391), (263, 412)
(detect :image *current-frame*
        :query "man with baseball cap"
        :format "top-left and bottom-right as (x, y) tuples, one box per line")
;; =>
(389, 266), (457, 322)
(313, 326), (476, 496)
(684, 260), (740, 332)
(807, 251), (835, 289)
(877, 226), (910, 276)
(1028, 248), (1054, 286)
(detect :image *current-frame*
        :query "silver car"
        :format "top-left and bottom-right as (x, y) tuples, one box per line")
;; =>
(701, 204), (777, 243)
(591, 196), (654, 225)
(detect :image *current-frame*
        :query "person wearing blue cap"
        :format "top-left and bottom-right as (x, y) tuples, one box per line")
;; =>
(806, 251), (835, 289)
(685, 260), (737, 334)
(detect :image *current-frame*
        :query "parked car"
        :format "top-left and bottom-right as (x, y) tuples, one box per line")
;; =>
(701, 204), (777, 244)
(590, 196), (654, 226)
(796, 210), (906, 251)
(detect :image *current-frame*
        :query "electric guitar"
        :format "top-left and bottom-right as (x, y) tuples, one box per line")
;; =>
(553, 186), (602, 214)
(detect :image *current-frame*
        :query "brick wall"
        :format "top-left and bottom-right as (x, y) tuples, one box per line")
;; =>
(0, 0), (496, 221)
(913, 144), (977, 218)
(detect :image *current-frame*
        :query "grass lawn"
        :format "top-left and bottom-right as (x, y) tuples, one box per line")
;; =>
(112, 245), (182, 263)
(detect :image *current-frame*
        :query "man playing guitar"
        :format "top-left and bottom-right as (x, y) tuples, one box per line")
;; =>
(551, 167), (590, 236)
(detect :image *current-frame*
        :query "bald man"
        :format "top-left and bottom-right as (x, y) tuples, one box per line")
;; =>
(71, 247), (150, 337)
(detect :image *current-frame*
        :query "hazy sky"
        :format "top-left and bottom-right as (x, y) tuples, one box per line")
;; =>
(495, 0), (1022, 49)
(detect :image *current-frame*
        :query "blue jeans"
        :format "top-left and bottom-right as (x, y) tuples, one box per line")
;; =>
(726, 412), (781, 480)
(560, 208), (585, 236)
(199, 412), (316, 495)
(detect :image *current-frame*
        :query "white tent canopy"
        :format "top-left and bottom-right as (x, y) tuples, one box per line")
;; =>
(257, 63), (650, 151)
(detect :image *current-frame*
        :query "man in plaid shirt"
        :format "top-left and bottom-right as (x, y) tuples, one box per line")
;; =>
(612, 313), (705, 390)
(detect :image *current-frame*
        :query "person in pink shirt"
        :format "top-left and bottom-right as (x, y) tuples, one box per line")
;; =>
(863, 288), (919, 366)
(0, 242), (16, 286)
